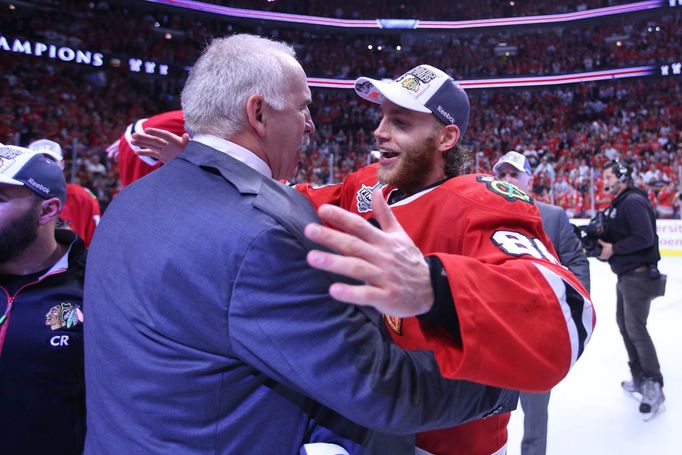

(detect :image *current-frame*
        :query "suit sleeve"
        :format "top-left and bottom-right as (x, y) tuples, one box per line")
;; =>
(228, 225), (516, 434)
(421, 206), (595, 393)
(555, 208), (590, 292)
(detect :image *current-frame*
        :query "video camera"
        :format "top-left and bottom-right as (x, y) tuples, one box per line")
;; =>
(572, 211), (607, 258)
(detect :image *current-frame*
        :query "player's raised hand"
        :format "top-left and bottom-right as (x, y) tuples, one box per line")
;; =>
(304, 188), (434, 317)
(131, 128), (190, 163)
(106, 139), (120, 160)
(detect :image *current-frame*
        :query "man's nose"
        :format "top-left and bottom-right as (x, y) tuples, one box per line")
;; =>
(304, 110), (315, 134)
(373, 118), (389, 143)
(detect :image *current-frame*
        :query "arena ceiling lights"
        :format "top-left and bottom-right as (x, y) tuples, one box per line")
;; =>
(145, 0), (667, 29)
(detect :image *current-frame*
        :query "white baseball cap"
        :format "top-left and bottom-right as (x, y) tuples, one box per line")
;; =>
(493, 151), (532, 176)
(354, 64), (470, 136)
(28, 139), (64, 162)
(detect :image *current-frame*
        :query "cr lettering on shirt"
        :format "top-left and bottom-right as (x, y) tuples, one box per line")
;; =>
(50, 335), (70, 347)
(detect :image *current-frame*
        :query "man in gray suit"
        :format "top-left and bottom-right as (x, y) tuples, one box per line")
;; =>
(493, 151), (591, 455)
(84, 34), (514, 454)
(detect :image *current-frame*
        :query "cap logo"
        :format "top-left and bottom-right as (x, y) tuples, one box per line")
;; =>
(27, 177), (50, 195)
(355, 80), (374, 95)
(401, 76), (421, 92)
(408, 66), (437, 83)
(396, 66), (439, 99)
(437, 105), (455, 124)
(0, 146), (21, 160)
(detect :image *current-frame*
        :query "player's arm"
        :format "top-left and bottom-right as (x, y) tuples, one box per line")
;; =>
(230, 223), (517, 434)
(304, 192), (595, 392)
(424, 230), (593, 392)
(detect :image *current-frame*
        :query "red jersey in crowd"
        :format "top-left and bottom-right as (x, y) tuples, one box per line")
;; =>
(61, 183), (101, 247)
(297, 164), (595, 455)
(594, 181), (612, 211)
(656, 184), (679, 218)
(117, 110), (184, 187)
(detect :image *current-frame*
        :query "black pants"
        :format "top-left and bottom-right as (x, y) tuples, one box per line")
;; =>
(616, 270), (663, 385)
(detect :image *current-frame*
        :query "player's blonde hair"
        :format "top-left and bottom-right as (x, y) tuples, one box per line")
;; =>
(444, 143), (471, 178)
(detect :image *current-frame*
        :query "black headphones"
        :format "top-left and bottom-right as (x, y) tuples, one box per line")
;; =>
(611, 159), (630, 183)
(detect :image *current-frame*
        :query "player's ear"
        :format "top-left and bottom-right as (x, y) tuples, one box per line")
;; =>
(438, 124), (460, 153)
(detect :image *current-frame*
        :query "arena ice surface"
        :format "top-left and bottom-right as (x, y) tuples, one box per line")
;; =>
(507, 256), (682, 455)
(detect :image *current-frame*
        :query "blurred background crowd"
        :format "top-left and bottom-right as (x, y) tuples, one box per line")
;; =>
(1, 0), (680, 217)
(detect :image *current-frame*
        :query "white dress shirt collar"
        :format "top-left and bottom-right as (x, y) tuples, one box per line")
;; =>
(192, 134), (272, 179)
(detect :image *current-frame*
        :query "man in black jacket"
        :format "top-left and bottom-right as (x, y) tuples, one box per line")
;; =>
(598, 159), (665, 420)
(0, 145), (87, 454)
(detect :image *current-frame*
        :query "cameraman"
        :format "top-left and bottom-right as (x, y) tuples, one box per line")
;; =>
(598, 160), (665, 420)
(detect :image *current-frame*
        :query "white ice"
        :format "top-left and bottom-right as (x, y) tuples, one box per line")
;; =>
(507, 256), (682, 455)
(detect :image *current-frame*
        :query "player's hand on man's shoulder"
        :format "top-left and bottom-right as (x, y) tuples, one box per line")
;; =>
(131, 128), (189, 163)
(304, 189), (434, 317)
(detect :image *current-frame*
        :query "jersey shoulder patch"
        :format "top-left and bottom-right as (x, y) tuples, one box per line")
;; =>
(475, 175), (535, 206)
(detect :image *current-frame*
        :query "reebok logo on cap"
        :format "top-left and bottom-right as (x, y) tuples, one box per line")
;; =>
(27, 177), (51, 195)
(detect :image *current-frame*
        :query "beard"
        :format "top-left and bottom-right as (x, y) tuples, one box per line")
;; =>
(377, 134), (438, 193)
(0, 203), (41, 264)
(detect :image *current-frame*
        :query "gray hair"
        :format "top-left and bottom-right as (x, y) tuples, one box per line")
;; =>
(181, 34), (297, 138)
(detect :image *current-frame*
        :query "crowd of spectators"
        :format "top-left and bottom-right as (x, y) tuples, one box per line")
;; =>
(0, 53), (178, 209)
(1, 1), (680, 217)
(281, 12), (680, 81)
(3, 2), (680, 81)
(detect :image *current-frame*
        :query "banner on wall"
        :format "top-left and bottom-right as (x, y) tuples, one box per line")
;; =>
(575, 219), (682, 256)
(657, 220), (682, 256)
(0, 34), (174, 77)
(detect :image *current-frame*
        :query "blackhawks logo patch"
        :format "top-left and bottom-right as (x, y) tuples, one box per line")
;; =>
(45, 302), (83, 331)
(475, 176), (534, 205)
(356, 182), (386, 213)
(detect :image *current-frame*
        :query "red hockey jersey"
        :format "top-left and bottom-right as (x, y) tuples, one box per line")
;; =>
(297, 164), (595, 455)
(61, 183), (101, 247)
(117, 110), (185, 187)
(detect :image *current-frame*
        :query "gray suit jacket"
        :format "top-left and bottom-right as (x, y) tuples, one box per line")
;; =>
(538, 202), (590, 291)
(84, 141), (515, 454)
